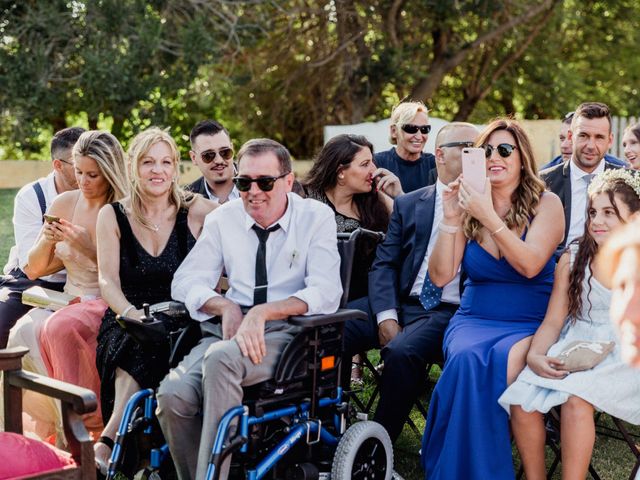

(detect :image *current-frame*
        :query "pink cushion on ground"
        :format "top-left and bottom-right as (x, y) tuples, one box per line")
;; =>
(0, 432), (76, 479)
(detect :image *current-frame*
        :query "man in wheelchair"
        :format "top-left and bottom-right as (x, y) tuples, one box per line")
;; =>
(156, 138), (344, 480)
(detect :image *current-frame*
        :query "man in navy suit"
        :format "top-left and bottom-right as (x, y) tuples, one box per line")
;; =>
(541, 111), (625, 170)
(540, 102), (622, 250)
(344, 122), (479, 442)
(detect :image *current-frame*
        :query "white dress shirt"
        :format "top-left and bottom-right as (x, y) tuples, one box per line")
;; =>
(376, 180), (461, 324)
(172, 193), (343, 321)
(567, 159), (605, 245)
(203, 182), (240, 204)
(4, 172), (66, 283)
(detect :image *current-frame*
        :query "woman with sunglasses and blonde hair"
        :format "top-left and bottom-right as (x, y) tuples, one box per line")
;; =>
(8, 130), (129, 442)
(421, 119), (565, 479)
(374, 100), (436, 193)
(91, 127), (216, 472)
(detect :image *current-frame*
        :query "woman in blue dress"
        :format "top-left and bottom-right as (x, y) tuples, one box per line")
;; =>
(421, 118), (565, 479)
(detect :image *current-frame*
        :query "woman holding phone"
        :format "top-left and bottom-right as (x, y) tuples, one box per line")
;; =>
(7, 130), (128, 441)
(420, 119), (565, 479)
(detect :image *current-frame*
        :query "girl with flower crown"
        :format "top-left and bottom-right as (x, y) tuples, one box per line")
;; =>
(499, 169), (640, 479)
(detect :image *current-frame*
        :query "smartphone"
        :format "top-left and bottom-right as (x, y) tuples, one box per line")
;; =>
(43, 214), (61, 224)
(461, 147), (486, 194)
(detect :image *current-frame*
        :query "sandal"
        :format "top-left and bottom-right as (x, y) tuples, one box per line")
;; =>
(95, 436), (114, 476)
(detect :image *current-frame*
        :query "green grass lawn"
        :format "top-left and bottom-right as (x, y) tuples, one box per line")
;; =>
(361, 354), (639, 480)
(0, 189), (17, 267)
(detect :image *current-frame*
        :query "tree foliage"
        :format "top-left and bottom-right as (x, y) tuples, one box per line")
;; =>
(1, 0), (639, 159)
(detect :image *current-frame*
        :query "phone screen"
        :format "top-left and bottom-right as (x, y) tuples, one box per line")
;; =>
(43, 214), (60, 224)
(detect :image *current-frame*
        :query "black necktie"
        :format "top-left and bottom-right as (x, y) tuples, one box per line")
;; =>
(252, 224), (280, 305)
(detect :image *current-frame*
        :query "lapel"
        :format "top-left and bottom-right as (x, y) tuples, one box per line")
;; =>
(412, 186), (436, 279)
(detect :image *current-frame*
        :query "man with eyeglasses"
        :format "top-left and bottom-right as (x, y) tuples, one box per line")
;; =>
(344, 122), (479, 443)
(0, 126), (84, 347)
(157, 138), (342, 480)
(187, 119), (240, 204)
(374, 100), (436, 193)
(541, 111), (626, 170)
(540, 102), (622, 250)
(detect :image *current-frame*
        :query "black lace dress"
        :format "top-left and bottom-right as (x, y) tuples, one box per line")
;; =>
(96, 203), (196, 421)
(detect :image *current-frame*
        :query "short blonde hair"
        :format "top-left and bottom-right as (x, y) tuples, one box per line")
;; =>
(389, 101), (429, 145)
(128, 127), (194, 230)
(73, 130), (128, 203)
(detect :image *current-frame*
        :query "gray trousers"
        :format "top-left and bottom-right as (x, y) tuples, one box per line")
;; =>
(156, 320), (299, 480)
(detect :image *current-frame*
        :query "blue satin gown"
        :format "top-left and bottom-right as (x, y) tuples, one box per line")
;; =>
(421, 239), (555, 479)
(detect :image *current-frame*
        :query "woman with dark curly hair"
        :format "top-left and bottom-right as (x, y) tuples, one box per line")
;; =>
(304, 134), (401, 299)
(500, 169), (640, 479)
(421, 118), (565, 479)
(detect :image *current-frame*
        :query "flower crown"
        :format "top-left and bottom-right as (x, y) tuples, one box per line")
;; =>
(588, 169), (640, 198)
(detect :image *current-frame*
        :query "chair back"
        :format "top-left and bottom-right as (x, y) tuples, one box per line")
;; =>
(336, 228), (385, 307)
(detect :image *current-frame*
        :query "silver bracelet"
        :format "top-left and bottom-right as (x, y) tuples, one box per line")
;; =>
(439, 223), (460, 234)
(121, 304), (136, 317)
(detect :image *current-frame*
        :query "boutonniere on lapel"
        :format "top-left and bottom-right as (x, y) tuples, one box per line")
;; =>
(289, 249), (299, 269)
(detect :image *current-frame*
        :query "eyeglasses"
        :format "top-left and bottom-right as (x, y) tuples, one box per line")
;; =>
(400, 124), (431, 135)
(197, 147), (234, 164)
(483, 143), (518, 159)
(56, 158), (73, 165)
(233, 171), (290, 192)
(439, 141), (475, 149)
(564, 111), (575, 121)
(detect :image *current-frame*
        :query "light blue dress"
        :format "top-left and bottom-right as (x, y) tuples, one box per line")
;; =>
(499, 246), (640, 425)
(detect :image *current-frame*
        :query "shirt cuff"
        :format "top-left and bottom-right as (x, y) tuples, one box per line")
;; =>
(184, 286), (222, 322)
(376, 309), (399, 325)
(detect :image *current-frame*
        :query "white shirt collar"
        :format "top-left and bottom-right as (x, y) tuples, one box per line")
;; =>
(570, 158), (605, 181)
(204, 181), (240, 203)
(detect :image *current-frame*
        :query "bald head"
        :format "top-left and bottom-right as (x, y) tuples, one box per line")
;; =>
(434, 122), (479, 184)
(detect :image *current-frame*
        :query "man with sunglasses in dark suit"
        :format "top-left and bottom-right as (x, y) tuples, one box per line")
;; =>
(344, 122), (479, 443)
(157, 139), (342, 480)
(540, 102), (622, 251)
(187, 119), (240, 204)
(374, 101), (437, 193)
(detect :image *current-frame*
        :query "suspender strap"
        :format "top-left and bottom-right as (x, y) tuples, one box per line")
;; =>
(32, 182), (47, 217)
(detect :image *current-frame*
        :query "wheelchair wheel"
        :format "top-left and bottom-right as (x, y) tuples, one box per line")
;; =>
(331, 420), (393, 480)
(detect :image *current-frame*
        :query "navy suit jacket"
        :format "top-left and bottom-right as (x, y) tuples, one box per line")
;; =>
(540, 160), (621, 248)
(368, 185), (436, 315)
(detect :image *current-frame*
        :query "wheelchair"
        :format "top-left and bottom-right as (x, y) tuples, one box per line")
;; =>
(107, 228), (394, 480)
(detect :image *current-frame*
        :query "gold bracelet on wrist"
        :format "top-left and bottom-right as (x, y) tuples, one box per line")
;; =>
(490, 225), (506, 236)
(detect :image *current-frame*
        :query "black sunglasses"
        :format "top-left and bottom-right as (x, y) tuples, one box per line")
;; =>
(198, 147), (234, 164)
(233, 171), (290, 192)
(400, 124), (431, 135)
(483, 143), (518, 159)
(439, 141), (475, 149)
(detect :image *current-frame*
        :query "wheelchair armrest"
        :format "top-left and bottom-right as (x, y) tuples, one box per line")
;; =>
(288, 308), (368, 327)
(8, 370), (98, 415)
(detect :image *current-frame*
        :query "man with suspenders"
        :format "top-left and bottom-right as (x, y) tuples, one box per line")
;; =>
(0, 127), (84, 347)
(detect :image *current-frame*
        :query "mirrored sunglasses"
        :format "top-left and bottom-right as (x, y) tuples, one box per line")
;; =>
(200, 147), (234, 164)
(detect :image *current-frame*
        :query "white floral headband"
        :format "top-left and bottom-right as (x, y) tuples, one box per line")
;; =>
(588, 169), (640, 198)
